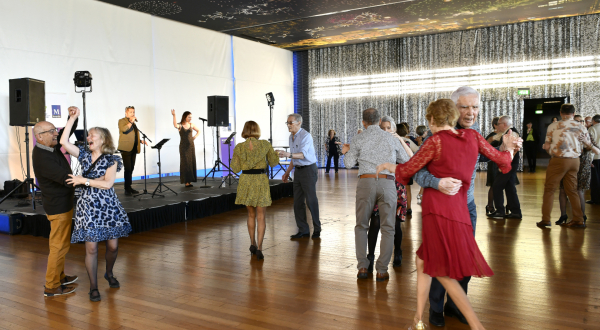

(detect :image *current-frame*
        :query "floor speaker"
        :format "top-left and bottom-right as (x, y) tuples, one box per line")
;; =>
(9, 78), (45, 127)
(207, 96), (229, 127)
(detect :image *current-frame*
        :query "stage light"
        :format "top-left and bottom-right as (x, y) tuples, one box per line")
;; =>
(266, 92), (275, 106)
(73, 71), (92, 88)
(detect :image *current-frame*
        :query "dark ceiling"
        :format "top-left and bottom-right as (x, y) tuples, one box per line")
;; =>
(97, 0), (600, 51)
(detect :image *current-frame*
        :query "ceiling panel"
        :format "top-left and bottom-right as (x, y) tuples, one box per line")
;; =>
(96, 0), (600, 50)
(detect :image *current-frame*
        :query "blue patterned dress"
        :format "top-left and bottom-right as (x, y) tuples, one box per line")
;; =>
(71, 145), (132, 243)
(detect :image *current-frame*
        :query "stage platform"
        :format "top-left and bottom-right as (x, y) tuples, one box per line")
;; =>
(0, 176), (293, 238)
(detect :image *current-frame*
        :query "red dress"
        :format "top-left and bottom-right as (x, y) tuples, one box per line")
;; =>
(394, 129), (512, 280)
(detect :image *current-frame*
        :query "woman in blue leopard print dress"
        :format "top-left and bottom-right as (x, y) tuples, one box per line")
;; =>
(60, 107), (131, 302)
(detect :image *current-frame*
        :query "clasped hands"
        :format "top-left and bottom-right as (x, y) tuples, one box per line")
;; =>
(375, 163), (462, 196)
(276, 150), (291, 158)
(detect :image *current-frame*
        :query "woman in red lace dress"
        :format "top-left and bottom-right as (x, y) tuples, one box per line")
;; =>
(377, 99), (516, 329)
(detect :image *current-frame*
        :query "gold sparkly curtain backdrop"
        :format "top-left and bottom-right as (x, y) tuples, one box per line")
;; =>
(308, 14), (600, 169)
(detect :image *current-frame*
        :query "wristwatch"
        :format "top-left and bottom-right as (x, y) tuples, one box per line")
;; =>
(85, 178), (90, 187)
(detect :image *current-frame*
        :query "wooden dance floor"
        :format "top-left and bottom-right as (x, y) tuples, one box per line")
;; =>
(0, 169), (599, 329)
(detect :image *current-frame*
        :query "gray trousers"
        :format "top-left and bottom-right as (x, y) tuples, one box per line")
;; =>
(293, 163), (320, 234)
(355, 177), (396, 273)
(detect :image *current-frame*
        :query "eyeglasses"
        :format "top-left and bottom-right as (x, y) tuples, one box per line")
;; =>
(285, 121), (298, 126)
(39, 128), (58, 135)
(577, 120), (585, 123)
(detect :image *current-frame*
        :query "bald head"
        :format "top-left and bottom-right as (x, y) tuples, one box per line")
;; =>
(34, 121), (59, 147)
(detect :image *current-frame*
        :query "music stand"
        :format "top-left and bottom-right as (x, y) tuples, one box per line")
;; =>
(133, 127), (152, 200)
(218, 132), (238, 188)
(151, 139), (177, 198)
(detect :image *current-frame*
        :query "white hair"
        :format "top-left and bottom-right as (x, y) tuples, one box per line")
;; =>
(498, 115), (512, 125)
(380, 115), (396, 132)
(288, 113), (302, 124)
(450, 86), (480, 104)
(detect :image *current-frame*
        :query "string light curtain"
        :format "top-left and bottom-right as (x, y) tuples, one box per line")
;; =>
(308, 14), (600, 169)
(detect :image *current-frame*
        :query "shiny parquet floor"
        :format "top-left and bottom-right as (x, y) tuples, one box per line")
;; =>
(1, 169), (599, 330)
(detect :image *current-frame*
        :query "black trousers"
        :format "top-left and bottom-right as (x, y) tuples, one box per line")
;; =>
(119, 150), (137, 190)
(524, 141), (537, 171)
(492, 168), (521, 215)
(591, 159), (600, 203)
(326, 153), (339, 172)
(292, 163), (321, 234)
(367, 212), (402, 256)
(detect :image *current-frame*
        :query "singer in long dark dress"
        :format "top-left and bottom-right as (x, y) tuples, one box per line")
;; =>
(172, 110), (200, 187)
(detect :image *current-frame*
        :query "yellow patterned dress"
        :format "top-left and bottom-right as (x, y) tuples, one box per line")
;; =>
(231, 138), (280, 207)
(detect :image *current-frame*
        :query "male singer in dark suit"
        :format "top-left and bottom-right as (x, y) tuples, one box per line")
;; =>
(118, 106), (147, 195)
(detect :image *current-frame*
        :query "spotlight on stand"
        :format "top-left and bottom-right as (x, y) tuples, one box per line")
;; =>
(266, 92), (275, 106)
(266, 92), (275, 178)
(73, 71), (92, 150)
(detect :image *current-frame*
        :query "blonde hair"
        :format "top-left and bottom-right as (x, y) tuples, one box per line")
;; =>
(89, 127), (116, 154)
(241, 121), (261, 139)
(426, 99), (459, 128)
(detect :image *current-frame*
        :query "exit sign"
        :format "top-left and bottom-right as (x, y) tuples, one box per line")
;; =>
(535, 110), (543, 114)
(518, 88), (530, 95)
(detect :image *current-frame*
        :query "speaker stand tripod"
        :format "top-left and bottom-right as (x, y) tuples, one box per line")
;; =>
(218, 132), (238, 188)
(0, 128), (40, 209)
(204, 128), (236, 185)
(151, 139), (177, 198)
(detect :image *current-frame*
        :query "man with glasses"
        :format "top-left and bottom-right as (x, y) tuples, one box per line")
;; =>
(277, 114), (321, 239)
(32, 107), (80, 297)
(118, 106), (147, 195)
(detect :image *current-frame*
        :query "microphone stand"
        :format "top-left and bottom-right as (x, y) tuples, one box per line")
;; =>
(198, 117), (211, 188)
(133, 125), (153, 200)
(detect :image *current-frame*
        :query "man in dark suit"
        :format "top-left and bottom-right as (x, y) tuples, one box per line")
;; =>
(524, 120), (540, 172)
(117, 106), (147, 195)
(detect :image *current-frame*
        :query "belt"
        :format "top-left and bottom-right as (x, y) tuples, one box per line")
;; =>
(295, 164), (314, 169)
(242, 169), (266, 174)
(359, 174), (394, 180)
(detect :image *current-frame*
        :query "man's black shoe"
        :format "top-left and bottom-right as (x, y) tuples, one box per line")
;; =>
(444, 304), (468, 325)
(130, 188), (140, 194)
(311, 231), (320, 238)
(505, 213), (522, 219)
(124, 190), (132, 196)
(487, 211), (505, 219)
(290, 232), (309, 239)
(392, 254), (402, 267)
(429, 308), (445, 327)
(586, 200), (599, 205)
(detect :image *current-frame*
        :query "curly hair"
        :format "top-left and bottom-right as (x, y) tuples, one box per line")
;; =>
(425, 99), (459, 128)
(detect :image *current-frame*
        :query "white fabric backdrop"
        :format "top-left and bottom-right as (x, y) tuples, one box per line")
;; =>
(0, 0), (293, 184)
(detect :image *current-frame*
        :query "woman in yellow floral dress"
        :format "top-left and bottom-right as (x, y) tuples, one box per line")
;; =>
(231, 121), (280, 260)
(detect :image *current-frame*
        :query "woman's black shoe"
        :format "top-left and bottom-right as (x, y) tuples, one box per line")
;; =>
(104, 273), (120, 288)
(555, 215), (568, 225)
(256, 250), (264, 260)
(406, 209), (412, 216)
(89, 289), (101, 302)
(249, 245), (257, 255)
(393, 254), (402, 267)
(486, 205), (495, 215)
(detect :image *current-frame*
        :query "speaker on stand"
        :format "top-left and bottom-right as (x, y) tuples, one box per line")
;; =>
(203, 96), (235, 188)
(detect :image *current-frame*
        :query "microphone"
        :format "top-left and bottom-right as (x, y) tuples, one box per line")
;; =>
(198, 117), (207, 121)
(134, 118), (138, 122)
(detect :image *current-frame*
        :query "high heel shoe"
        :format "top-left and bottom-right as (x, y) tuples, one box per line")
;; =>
(409, 320), (427, 330)
(256, 250), (264, 260)
(485, 205), (495, 215)
(249, 245), (257, 255)
(555, 215), (568, 225)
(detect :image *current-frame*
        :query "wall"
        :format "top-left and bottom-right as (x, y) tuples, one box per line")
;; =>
(0, 0), (293, 184)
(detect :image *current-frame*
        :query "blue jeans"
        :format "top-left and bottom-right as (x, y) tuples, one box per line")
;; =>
(429, 200), (477, 313)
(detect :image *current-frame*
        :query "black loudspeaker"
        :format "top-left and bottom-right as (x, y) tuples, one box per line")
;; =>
(207, 95), (229, 127)
(9, 78), (46, 126)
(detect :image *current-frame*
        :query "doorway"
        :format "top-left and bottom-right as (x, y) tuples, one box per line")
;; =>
(523, 97), (569, 160)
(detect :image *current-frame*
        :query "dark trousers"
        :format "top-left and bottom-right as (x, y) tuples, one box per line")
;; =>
(591, 159), (600, 203)
(524, 141), (537, 171)
(429, 201), (476, 313)
(293, 163), (321, 234)
(120, 150), (137, 190)
(492, 168), (521, 215)
(367, 213), (402, 257)
(326, 153), (339, 173)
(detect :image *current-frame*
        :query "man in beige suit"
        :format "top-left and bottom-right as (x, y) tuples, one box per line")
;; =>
(118, 106), (147, 195)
